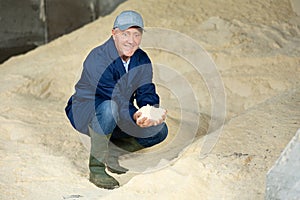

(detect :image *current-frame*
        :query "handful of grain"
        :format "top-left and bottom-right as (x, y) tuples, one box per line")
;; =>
(136, 104), (166, 123)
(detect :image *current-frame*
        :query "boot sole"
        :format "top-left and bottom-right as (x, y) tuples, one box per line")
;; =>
(89, 173), (120, 189)
(89, 178), (120, 189)
(107, 166), (128, 174)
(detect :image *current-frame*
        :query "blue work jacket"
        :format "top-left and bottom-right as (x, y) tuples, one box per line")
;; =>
(65, 37), (159, 134)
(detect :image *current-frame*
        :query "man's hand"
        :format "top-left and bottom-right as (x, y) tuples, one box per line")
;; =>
(133, 108), (167, 128)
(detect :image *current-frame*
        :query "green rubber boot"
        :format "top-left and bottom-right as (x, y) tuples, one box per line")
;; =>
(112, 137), (144, 152)
(89, 155), (119, 189)
(107, 137), (144, 174)
(106, 142), (129, 174)
(89, 126), (119, 189)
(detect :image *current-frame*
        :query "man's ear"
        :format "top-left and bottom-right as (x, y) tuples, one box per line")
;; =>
(111, 29), (116, 39)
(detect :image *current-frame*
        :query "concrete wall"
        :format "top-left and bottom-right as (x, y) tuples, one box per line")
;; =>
(265, 129), (300, 199)
(0, 0), (45, 63)
(46, 0), (95, 42)
(0, 0), (126, 64)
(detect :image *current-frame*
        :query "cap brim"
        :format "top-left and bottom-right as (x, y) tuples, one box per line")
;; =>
(118, 24), (144, 31)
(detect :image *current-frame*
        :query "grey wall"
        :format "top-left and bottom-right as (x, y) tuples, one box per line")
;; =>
(46, 0), (95, 42)
(0, 0), (126, 64)
(0, 0), (45, 63)
(265, 129), (300, 199)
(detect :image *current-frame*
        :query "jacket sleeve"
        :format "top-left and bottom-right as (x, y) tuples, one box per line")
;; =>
(135, 61), (160, 108)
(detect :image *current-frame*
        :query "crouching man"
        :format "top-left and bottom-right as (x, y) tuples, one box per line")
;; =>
(65, 10), (168, 189)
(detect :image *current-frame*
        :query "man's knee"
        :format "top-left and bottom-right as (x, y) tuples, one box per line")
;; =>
(91, 100), (119, 135)
(156, 123), (168, 143)
(96, 100), (118, 120)
(136, 123), (168, 148)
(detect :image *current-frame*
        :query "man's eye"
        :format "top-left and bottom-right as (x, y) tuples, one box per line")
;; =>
(134, 34), (141, 38)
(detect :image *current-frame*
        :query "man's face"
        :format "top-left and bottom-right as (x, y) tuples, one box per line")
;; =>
(112, 27), (143, 60)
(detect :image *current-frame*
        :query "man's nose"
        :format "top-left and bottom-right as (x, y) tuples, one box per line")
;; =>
(127, 34), (134, 43)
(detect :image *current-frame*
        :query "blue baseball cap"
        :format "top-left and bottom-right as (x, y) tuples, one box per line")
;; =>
(113, 10), (144, 31)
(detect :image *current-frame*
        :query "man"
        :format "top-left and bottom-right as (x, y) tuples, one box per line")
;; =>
(65, 10), (168, 189)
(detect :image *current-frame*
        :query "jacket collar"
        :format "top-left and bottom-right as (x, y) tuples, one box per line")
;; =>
(107, 36), (120, 61)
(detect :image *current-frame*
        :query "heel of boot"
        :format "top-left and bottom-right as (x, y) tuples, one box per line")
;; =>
(89, 171), (120, 189)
